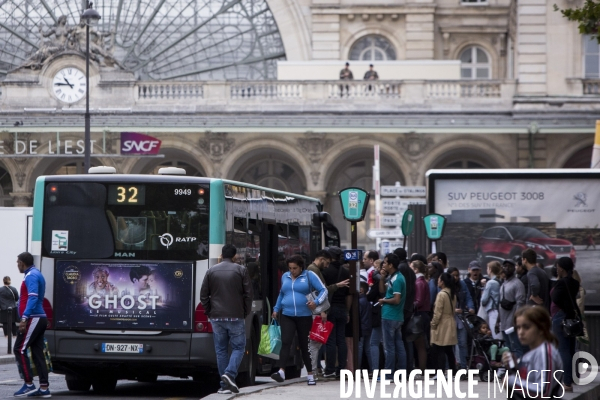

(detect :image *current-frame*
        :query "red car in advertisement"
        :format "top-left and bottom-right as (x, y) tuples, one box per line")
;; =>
(475, 226), (576, 266)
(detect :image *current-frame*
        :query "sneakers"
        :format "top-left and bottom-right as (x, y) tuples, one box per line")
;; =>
(307, 377), (316, 386)
(26, 388), (51, 398)
(14, 383), (36, 397)
(217, 389), (233, 394)
(220, 374), (239, 394)
(322, 372), (337, 380)
(271, 370), (285, 383)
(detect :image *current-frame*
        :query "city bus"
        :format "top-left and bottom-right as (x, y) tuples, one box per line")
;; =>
(31, 167), (340, 393)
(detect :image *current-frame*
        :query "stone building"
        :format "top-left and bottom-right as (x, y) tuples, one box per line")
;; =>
(0, 0), (597, 248)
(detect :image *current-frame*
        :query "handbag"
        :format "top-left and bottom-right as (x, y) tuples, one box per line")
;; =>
(258, 300), (282, 359)
(306, 271), (330, 315)
(561, 282), (584, 338)
(309, 316), (334, 344)
(17, 337), (53, 379)
(500, 285), (516, 311)
(404, 310), (424, 342)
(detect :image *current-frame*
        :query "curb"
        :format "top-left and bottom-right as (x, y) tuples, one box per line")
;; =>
(572, 378), (600, 400)
(202, 377), (307, 400)
(0, 355), (15, 365)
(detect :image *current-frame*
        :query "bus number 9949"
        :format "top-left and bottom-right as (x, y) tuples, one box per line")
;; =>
(174, 189), (192, 195)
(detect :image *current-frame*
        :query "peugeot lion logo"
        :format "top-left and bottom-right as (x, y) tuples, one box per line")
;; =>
(574, 192), (587, 208)
(159, 233), (174, 248)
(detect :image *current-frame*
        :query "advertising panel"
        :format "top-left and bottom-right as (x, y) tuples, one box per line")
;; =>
(54, 261), (193, 330)
(433, 178), (600, 308)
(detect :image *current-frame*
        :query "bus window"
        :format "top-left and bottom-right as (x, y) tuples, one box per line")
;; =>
(247, 220), (261, 299)
(43, 182), (114, 258)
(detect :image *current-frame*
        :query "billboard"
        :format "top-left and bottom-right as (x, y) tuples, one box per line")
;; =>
(54, 261), (193, 330)
(431, 175), (600, 308)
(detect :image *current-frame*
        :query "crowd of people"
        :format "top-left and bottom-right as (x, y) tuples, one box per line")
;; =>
(201, 243), (585, 397)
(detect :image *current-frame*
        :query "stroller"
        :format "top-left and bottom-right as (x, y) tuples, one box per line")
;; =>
(457, 313), (506, 382)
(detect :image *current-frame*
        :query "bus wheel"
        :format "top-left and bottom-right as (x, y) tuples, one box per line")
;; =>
(65, 376), (91, 391)
(237, 332), (257, 387)
(92, 377), (118, 394)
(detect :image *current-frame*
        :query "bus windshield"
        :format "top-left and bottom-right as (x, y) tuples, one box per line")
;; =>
(42, 182), (209, 260)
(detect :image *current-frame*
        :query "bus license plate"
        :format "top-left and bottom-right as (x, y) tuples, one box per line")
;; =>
(101, 343), (143, 353)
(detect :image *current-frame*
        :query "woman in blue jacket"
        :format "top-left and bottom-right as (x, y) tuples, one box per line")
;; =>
(272, 255), (327, 385)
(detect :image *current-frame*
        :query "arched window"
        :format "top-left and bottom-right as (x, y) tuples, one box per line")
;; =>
(349, 35), (396, 61)
(442, 160), (486, 169)
(459, 46), (491, 79)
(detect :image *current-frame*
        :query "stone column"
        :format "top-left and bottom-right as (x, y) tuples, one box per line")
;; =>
(10, 192), (32, 207)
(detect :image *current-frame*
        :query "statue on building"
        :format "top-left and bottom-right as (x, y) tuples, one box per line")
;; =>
(20, 15), (123, 70)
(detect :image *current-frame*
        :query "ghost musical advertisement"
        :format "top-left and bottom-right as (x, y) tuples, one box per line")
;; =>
(54, 261), (193, 330)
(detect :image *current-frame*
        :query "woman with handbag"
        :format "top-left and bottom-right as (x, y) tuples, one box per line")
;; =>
(0, 276), (19, 337)
(272, 255), (327, 386)
(430, 273), (458, 378)
(480, 261), (502, 340)
(550, 257), (580, 392)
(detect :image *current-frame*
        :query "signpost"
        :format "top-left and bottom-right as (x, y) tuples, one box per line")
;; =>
(338, 187), (369, 373)
(401, 210), (415, 249)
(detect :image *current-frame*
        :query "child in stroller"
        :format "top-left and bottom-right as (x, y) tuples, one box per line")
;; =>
(458, 313), (507, 381)
(476, 323), (510, 368)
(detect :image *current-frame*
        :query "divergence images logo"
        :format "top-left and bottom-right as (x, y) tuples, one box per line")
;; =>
(159, 233), (174, 249)
(574, 192), (587, 208)
(573, 351), (598, 385)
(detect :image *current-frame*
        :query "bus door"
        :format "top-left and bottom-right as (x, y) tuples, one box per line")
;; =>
(260, 221), (279, 318)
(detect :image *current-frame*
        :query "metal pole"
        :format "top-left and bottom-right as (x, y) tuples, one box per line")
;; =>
(7, 307), (12, 354)
(350, 221), (360, 371)
(84, 21), (91, 174)
(373, 145), (381, 251)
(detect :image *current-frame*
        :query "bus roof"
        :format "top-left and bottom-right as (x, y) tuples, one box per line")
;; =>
(37, 175), (321, 203)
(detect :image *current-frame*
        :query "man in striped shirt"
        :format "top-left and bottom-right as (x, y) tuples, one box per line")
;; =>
(13, 252), (50, 398)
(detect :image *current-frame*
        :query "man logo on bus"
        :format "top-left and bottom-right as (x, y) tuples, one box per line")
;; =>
(159, 233), (174, 249)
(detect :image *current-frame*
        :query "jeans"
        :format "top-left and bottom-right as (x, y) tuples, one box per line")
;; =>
(552, 310), (576, 386)
(325, 306), (348, 375)
(502, 330), (524, 361)
(358, 330), (372, 372)
(211, 320), (246, 389)
(456, 321), (468, 369)
(381, 319), (406, 374)
(370, 326), (383, 370)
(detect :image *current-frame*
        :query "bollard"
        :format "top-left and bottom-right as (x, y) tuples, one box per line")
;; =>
(7, 307), (12, 354)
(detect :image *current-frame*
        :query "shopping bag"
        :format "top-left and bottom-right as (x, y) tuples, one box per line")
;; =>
(17, 337), (53, 379)
(258, 320), (282, 359)
(309, 316), (333, 344)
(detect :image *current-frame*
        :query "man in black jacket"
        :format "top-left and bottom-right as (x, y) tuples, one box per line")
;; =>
(464, 261), (483, 312)
(200, 244), (252, 394)
(321, 246), (351, 378)
(0, 276), (19, 337)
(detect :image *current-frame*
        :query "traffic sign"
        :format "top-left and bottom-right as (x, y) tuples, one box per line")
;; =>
(401, 210), (415, 237)
(339, 187), (370, 222)
(343, 249), (363, 262)
(366, 229), (403, 239)
(381, 186), (426, 197)
(382, 199), (426, 208)
(381, 216), (402, 226)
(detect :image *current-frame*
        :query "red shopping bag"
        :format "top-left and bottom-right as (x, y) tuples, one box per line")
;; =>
(309, 316), (333, 344)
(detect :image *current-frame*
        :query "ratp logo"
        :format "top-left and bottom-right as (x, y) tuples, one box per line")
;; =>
(159, 233), (174, 248)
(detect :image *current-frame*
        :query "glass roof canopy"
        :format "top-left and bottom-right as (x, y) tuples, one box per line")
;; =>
(0, 0), (286, 81)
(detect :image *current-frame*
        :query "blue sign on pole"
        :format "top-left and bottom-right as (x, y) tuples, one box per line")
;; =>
(343, 249), (363, 262)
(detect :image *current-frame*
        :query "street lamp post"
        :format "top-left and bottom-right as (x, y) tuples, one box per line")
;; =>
(81, 2), (101, 173)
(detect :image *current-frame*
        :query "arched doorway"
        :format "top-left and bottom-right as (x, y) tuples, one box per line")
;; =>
(0, 163), (13, 207)
(131, 149), (206, 176)
(232, 154), (306, 195)
(325, 152), (404, 250)
(563, 146), (593, 168)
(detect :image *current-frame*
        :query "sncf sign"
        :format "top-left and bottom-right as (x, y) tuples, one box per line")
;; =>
(121, 132), (162, 155)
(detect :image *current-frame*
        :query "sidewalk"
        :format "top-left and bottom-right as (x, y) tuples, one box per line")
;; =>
(0, 333), (16, 364)
(204, 372), (600, 400)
